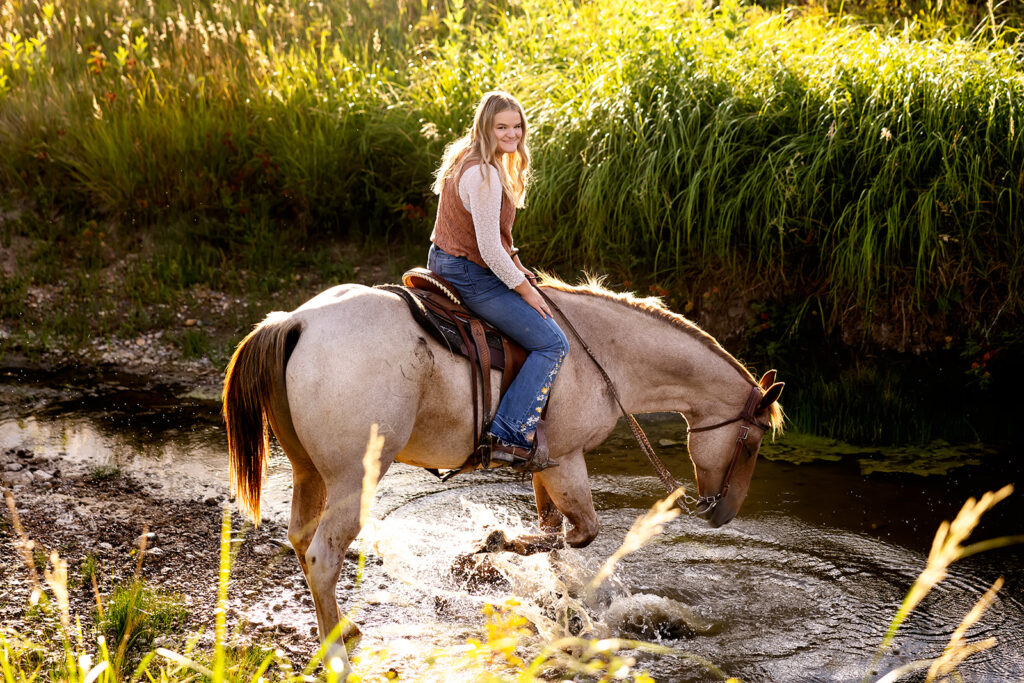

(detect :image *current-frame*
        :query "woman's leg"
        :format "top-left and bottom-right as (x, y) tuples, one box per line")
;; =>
(429, 247), (567, 448)
(467, 290), (567, 447)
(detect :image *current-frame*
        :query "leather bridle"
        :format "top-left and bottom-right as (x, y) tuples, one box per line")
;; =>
(685, 384), (770, 512)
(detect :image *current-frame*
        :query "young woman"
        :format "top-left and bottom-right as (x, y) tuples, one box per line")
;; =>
(427, 91), (568, 472)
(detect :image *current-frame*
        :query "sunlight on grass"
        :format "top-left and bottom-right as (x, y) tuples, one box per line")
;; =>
(588, 488), (683, 594)
(865, 484), (1024, 682)
(0, 0), (1021, 325)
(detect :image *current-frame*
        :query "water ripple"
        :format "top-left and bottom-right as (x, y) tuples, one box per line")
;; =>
(372, 489), (1024, 683)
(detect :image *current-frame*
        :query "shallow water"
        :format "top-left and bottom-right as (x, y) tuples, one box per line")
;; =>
(2, 364), (1022, 681)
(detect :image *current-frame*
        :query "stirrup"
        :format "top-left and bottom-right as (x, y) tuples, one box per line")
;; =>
(485, 420), (557, 474)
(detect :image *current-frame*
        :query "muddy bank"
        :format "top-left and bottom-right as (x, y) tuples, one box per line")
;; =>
(0, 443), (326, 661)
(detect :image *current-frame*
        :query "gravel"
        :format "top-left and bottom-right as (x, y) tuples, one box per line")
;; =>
(0, 442), (320, 663)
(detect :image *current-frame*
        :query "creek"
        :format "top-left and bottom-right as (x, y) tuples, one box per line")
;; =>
(1, 364), (1022, 681)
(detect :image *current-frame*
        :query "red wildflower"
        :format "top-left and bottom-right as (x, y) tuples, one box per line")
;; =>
(87, 49), (106, 74)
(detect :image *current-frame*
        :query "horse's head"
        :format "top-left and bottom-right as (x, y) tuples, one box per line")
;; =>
(687, 370), (785, 528)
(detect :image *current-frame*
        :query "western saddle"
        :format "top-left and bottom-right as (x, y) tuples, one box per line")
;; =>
(378, 268), (533, 479)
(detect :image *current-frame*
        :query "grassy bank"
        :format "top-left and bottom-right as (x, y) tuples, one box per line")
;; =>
(2, 0), (1022, 320)
(2, 0), (1023, 445)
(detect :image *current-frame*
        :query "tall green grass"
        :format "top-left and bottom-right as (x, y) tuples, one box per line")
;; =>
(518, 0), (1023, 314)
(98, 579), (188, 661)
(1, 0), (1022, 322)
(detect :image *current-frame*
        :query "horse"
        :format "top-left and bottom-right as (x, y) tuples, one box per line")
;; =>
(222, 275), (784, 671)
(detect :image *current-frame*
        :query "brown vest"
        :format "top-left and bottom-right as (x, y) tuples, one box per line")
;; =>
(430, 162), (516, 269)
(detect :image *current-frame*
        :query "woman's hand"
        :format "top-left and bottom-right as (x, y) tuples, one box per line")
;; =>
(514, 279), (550, 319)
(513, 253), (536, 282)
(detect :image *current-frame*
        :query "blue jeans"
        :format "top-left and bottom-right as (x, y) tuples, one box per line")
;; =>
(428, 244), (568, 448)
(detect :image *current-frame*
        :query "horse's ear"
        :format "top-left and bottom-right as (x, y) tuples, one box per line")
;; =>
(759, 370), (777, 390)
(759, 382), (784, 411)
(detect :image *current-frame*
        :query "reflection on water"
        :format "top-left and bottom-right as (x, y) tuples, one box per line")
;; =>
(2, 364), (1022, 681)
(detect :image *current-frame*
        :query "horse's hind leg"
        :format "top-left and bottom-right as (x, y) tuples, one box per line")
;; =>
(288, 461), (326, 575)
(305, 486), (362, 670)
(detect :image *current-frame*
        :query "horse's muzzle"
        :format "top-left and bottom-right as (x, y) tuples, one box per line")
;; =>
(705, 502), (737, 528)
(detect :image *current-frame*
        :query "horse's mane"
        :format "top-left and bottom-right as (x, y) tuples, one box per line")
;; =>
(538, 273), (785, 434)
(537, 273), (755, 381)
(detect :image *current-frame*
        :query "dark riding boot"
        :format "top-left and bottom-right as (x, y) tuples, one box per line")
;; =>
(487, 419), (558, 473)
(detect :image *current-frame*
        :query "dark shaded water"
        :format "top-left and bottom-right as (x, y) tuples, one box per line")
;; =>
(2, 363), (1022, 681)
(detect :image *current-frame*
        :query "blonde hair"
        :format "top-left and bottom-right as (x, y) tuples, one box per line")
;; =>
(431, 91), (532, 208)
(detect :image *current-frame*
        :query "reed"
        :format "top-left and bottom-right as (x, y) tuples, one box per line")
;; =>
(587, 488), (683, 595)
(1, 0), (1021, 328)
(865, 485), (1024, 682)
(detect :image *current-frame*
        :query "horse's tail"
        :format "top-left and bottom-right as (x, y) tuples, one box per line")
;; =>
(222, 311), (302, 525)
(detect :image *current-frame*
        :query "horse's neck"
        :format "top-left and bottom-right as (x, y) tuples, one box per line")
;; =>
(551, 289), (753, 421)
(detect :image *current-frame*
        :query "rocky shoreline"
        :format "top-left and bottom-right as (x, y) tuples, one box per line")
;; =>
(0, 340), (329, 663)
(0, 440), (328, 660)
(0, 244), (407, 665)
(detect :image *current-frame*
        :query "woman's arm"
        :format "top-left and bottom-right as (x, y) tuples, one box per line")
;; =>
(460, 166), (526, 290)
(512, 253), (535, 279)
(513, 278), (549, 318)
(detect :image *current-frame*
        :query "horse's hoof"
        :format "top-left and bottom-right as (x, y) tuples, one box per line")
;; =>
(341, 618), (362, 653)
(479, 529), (510, 553)
(506, 532), (565, 556)
(450, 553), (512, 590)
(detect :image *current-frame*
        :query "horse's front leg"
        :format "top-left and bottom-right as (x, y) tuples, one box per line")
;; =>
(533, 475), (566, 532)
(480, 528), (565, 555)
(531, 450), (599, 547)
(481, 451), (598, 555)
(477, 474), (568, 555)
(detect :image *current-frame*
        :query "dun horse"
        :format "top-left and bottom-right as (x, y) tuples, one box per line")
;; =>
(222, 276), (784, 670)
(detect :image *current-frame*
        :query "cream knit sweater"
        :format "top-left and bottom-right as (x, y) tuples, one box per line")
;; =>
(458, 164), (526, 289)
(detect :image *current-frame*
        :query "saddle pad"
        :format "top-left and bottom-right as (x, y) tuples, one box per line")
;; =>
(378, 284), (518, 371)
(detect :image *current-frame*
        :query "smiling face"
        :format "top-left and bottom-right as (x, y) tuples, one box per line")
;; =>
(460, 91), (531, 204)
(492, 109), (523, 156)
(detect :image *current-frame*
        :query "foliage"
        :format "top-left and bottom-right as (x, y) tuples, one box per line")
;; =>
(743, 294), (1024, 445)
(96, 579), (188, 660)
(79, 553), (100, 588)
(88, 465), (123, 482)
(0, 0), (1021, 330)
(2, 0), (1023, 448)
(173, 327), (211, 360)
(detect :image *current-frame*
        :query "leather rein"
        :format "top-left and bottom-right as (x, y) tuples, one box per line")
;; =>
(536, 285), (768, 515)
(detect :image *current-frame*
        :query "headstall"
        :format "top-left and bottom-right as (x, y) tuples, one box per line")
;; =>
(685, 384), (770, 512)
